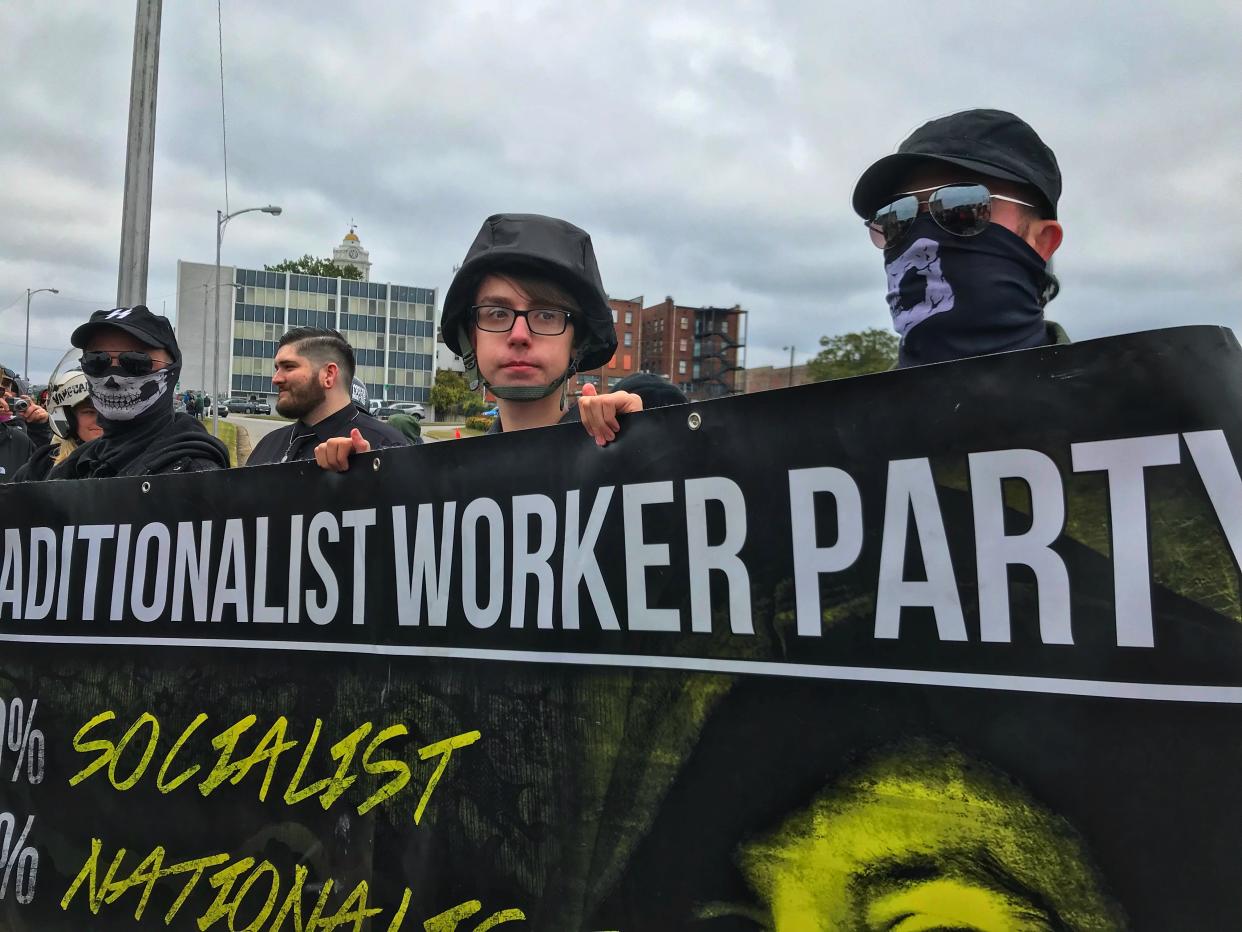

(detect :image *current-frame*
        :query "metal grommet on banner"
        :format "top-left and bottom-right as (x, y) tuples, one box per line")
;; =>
(687, 412), (702, 431)
(141, 481), (151, 493)
(372, 457), (381, 472)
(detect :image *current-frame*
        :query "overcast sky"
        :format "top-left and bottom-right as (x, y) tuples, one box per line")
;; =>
(2, 0), (1240, 382)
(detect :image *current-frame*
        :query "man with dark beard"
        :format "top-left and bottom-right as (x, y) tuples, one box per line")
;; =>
(46, 306), (231, 478)
(246, 327), (407, 466)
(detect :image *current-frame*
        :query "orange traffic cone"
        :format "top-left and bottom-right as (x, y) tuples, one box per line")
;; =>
(454, 428), (462, 439)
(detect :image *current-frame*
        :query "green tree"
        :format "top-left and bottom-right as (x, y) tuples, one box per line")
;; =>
(806, 328), (899, 381)
(430, 369), (480, 417)
(264, 254), (363, 280)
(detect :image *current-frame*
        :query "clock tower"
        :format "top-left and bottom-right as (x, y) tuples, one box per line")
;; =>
(332, 225), (372, 281)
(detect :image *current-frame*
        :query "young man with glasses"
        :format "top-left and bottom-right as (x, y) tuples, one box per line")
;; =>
(315, 213), (686, 471)
(45, 306), (230, 478)
(851, 109), (1066, 368)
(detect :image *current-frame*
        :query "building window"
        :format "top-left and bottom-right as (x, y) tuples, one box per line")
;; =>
(623, 332), (632, 347)
(678, 360), (687, 375)
(680, 317), (688, 330)
(623, 354), (631, 369)
(612, 309), (618, 323)
(679, 338), (687, 352)
(625, 311), (633, 324)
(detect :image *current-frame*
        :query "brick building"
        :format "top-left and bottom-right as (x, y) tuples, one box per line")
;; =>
(743, 363), (813, 393)
(639, 297), (747, 400)
(578, 296), (644, 390)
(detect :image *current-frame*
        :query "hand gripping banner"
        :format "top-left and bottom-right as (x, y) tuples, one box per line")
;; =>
(1, 325), (1241, 930)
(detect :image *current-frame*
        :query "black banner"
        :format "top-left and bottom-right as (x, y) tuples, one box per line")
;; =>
(1, 325), (1241, 930)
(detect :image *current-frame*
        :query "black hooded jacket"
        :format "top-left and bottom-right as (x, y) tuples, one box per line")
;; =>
(12, 440), (58, 483)
(0, 419), (33, 483)
(45, 412), (230, 480)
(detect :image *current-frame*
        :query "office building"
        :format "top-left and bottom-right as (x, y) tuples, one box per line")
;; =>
(175, 230), (437, 406)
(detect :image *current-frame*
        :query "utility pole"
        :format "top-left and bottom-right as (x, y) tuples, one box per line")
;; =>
(116, 0), (163, 308)
(25, 288), (59, 379)
(783, 345), (796, 387)
(200, 283), (210, 394)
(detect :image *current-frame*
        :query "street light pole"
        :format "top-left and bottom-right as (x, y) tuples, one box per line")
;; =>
(213, 204), (281, 436)
(782, 344), (795, 387)
(25, 288), (60, 379)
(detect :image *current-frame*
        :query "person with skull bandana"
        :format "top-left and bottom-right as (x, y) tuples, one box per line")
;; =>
(851, 109), (1067, 368)
(46, 305), (230, 479)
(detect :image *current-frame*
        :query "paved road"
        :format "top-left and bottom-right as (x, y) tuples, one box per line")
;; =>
(228, 414), (289, 446)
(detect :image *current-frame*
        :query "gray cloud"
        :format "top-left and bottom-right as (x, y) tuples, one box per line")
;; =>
(2, 0), (1239, 385)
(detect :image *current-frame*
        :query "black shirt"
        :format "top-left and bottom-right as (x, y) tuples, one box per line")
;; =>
(246, 402), (410, 466)
(486, 373), (689, 434)
(0, 420), (34, 483)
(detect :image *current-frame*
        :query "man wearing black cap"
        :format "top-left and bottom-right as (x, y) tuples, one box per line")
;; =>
(852, 109), (1066, 368)
(314, 213), (686, 470)
(46, 305), (230, 479)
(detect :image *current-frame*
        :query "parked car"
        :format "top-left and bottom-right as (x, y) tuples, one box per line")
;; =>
(375, 401), (426, 420)
(254, 399), (272, 415)
(392, 402), (425, 419)
(221, 397), (258, 415)
(482, 407), (499, 418)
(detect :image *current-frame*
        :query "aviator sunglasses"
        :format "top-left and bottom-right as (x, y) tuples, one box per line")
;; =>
(866, 183), (1039, 249)
(79, 350), (168, 378)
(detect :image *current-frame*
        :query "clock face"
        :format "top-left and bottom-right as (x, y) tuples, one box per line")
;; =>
(348, 248), (359, 259)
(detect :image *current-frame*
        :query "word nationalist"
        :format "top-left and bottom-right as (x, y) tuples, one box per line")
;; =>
(1, 430), (1240, 646)
(63, 838), (523, 931)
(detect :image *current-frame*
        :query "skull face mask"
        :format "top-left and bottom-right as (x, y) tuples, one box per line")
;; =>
(86, 366), (173, 422)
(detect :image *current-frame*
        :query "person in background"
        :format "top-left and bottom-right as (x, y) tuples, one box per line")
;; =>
(387, 411), (423, 445)
(1, 365), (51, 482)
(13, 368), (104, 482)
(246, 327), (408, 466)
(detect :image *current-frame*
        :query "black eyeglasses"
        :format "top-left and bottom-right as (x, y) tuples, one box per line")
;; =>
(472, 305), (573, 336)
(865, 183), (1039, 249)
(79, 350), (168, 377)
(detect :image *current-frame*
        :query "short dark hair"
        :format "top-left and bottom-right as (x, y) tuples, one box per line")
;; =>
(278, 327), (356, 383)
(475, 271), (582, 347)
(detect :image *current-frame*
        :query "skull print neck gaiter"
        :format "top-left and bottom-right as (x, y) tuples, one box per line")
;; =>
(86, 360), (179, 430)
(884, 217), (1052, 368)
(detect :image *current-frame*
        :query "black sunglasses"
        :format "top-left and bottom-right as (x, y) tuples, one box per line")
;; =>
(866, 183), (1039, 249)
(79, 350), (166, 378)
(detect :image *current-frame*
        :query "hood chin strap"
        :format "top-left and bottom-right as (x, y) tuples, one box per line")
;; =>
(459, 323), (578, 411)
